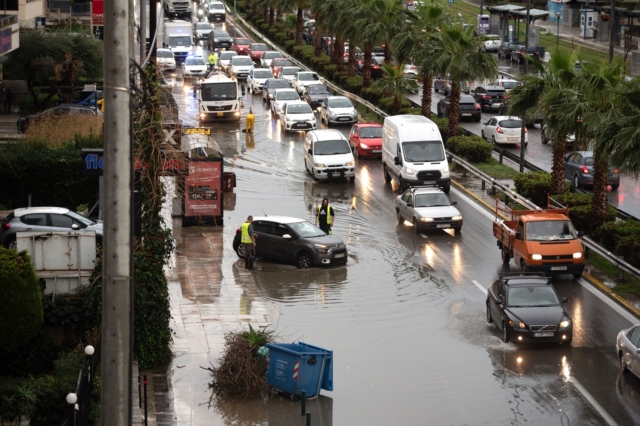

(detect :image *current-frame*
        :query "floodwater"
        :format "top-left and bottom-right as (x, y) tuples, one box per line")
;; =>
(161, 17), (640, 426)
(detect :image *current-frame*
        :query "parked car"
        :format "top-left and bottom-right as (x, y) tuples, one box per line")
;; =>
(320, 96), (358, 126)
(565, 151), (620, 190)
(292, 71), (324, 94)
(278, 100), (317, 132)
(436, 95), (481, 121)
(349, 122), (382, 158)
(511, 44), (541, 64)
(486, 275), (573, 344)
(248, 43), (269, 62)
(193, 21), (214, 41)
(280, 66), (302, 85)
(395, 187), (462, 234)
(270, 58), (294, 77)
(270, 88), (301, 115)
(260, 51), (282, 68)
(481, 34), (501, 52)
(302, 84), (333, 109)
(232, 37), (251, 55)
(0, 207), (103, 250)
(433, 78), (470, 95)
(247, 68), (274, 93)
(617, 324), (640, 379)
(182, 55), (208, 79)
(471, 85), (507, 112)
(481, 116), (528, 146)
(228, 55), (254, 80)
(232, 215), (347, 268)
(206, 29), (233, 50)
(157, 48), (176, 71)
(497, 41), (520, 59)
(262, 78), (292, 103)
(17, 104), (102, 133)
(216, 50), (237, 73)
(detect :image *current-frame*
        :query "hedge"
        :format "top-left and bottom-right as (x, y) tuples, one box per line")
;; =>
(591, 220), (640, 252)
(514, 171), (552, 207)
(551, 191), (593, 208)
(568, 204), (617, 235)
(345, 76), (363, 94)
(378, 96), (411, 113)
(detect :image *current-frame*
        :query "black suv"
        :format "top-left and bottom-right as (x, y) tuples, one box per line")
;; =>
(471, 85), (507, 112)
(497, 41), (520, 59)
(511, 45), (541, 64)
(486, 275), (572, 344)
(207, 29), (233, 50)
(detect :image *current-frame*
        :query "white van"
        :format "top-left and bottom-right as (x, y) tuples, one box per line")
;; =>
(382, 115), (450, 193)
(304, 129), (356, 182)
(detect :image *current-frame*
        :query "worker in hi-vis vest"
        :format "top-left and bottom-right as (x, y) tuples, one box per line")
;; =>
(315, 198), (334, 235)
(240, 215), (258, 270)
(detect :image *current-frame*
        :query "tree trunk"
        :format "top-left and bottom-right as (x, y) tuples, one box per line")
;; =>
(295, 7), (303, 46)
(26, 80), (41, 111)
(269, 8), (274, 26)
(333, 35), (343, 69)
(447, 84), (461, 138)
(263, 7), (268, 22)
(363, 50), (372, 88)
(393, 95), (402, 114)
(313, 24), (322, 57)
(421, 72), (433, 118)
(550, 137), (567, 195)
(591, 154), (609, 224)
(384, 43), (391, 64)
(348, 41), (356, 77)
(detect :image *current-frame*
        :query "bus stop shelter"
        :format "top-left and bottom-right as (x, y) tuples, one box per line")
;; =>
(486, 4), (550, 42)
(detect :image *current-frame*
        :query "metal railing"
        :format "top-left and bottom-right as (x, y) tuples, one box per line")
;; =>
(61, 343), (101, 426)
(0, 14), (18, 29)
(229, 7), (640, 282)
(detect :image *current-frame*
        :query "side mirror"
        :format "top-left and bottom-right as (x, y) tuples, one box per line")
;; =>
(282, 234), (292, 240)
(71, 223), (80, 230)
(406, 202), (413, 207)
(452, 201), (458, 205)
(447, 155), (452, 163)
(577, 231), (584, 237)
(394, 156), (401, 166)
(515, 232), (522, 240)
(308, 148), (312, 155)
(495, 298), (503, 305)
(562, 297), (569, 303)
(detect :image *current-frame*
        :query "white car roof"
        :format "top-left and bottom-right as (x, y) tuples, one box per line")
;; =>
(492, 116), (521, 122)
(284, 100), (310, 108)
(308, 129), (347, 141)
(407, 187), (445, 195)
(252, 216), (305, 224)
(274, 88), (298, 95)
(14, 207), (70, 217)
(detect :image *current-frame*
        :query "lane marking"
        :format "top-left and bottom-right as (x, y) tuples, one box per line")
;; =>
(450, 186), (495, 221)
(577, 278), (639, 324)
(472, 280), (487, 296)
(569, 376), (618, 426)
(420, 234), (428, 239)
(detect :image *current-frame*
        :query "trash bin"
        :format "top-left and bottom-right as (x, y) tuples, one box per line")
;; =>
(266, 341), (333, 398)
(222, 171), (236, 193)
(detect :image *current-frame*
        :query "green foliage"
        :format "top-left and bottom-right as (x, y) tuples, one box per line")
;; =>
(514, 171), (552, 207)
(0, 143), (99, 209)
(0, 249), (43, 351)
(446, 135), (492, 162)
(0, 379), (37, 422)
(260, 23), (270, 32)
(275, 31), (287, 42)
(614, 235), (640, 269)
(398, 107), (422, 115)
(592, 220), (640, 252)
(284, 40), (296, 53)
(345, 76), (363, 94)
(0, 328), (61, 377)
(430, 117), (450, 138)
(551, 191), (593, 208)
(568, 204), (617, 234)
(240, 324), (273, 349)
(333, 71), (348, 83)
(292, 45), (305, 58)
(324, 64), (338, 79)
(255, 19), (264, 26)
(267, 27), (278, 37)
(236, 1), (244, 11)
(361, 87), (381, 102)
(378, 96), (411, 113)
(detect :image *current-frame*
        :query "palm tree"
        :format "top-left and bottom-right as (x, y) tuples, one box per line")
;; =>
(426, 24), (497, 137)
(372, 63), (419, 113)
(392, 3), (449, 118)
(274, 0), (308, 45)
(507, 50), (578, 195)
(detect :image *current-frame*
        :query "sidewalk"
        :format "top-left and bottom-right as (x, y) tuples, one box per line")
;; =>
(0, 113), (23, 140)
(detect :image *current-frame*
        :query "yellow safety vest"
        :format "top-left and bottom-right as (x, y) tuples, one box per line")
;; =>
(208, 54), (217, 64)
(241, 222), (253, 244)
(317, 204), (332, 225)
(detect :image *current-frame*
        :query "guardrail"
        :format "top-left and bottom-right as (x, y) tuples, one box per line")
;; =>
(227, 8), (640, 282)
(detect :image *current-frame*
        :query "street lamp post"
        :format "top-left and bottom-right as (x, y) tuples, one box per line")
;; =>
(66, 393), (77, 426)
(556, 13), (561, 52)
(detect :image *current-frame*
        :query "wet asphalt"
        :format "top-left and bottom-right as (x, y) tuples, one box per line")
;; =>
(161, 15), (640, 426)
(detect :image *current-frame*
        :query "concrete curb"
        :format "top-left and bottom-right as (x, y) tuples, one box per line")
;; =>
(582, 272), (640, 320)
(451, 179), (509, 221)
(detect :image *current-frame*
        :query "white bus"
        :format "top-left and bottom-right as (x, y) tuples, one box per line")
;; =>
(198, 74), (241, 122)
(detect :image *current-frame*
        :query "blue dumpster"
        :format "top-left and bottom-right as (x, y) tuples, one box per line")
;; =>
(266, 341), (333, 398)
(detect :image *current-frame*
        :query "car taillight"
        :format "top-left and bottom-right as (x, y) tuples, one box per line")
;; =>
(1, 223), (9, 231)
(496, 127), (504, 134)
(482, 95), (492, 99)
(503, 95), (510, 99)
(475, 103), (481, 109)
(580, 166), (590, 174)
(343, 53), (348, 57)
(614, 168), (619, 174)
(373, 65), (379, 69)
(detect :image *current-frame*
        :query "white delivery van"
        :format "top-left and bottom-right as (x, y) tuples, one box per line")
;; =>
(382, 115), (450, 193)
(304, 129), (356, 182)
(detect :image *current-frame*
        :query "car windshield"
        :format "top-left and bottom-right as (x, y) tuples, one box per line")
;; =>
(273, 59), (292, 67)
(402, 141), (445, 162)
(269, 81), (291, 89)
(308, 85), (331, 94)
(169, 36), (191, 47)
(66, 210), (95, 226)
(289, 221), (326, 238)
(282, 67), (301, 76)
(220, 52), (236, 59)
(157, 50), (173, 58)
(299, 73), (319, 81)
(276, 92), (299, 101)
(263, 52), (280, 59)
(196, 23), (212, 30)
(501, 81), (519, 89)
(201, 82), (237, 101)
(507, 286), (560, 307)
(251, 44), (268, 51)
(185, 58), (206, 65)
(526, 220), (577, 241)
(210, 2), (224, 8)
(498, 119), (521, 128)
(360, 127), (382, 138)
(231, 57), (253, 66)
(254, 70), (273, 78)
(328, 98), (353, 108)
(287, 104), (312, 114)
(314, 140), (351, 155)
(414, 193), (451, 207)
(214, 31), (230, 37)
(584, 157), (594, 166)
(236, 38), (250, 45)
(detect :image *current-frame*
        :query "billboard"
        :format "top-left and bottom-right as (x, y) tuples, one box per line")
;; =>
(0, 27), (12, 55)
(92, 0), (104, 26)
(184, 159), (222, 219)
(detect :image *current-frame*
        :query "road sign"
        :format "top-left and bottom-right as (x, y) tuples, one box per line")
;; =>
(448, 0), (454, 3)
(185, 127), (211, 135)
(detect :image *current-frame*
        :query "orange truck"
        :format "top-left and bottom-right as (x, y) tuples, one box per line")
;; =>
(493, 200), (585, 279)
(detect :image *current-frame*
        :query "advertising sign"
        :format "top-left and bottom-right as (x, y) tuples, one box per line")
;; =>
(185, 127), (211, 135)
(184, 159), (222, 218)
(0, 27), (12, 55)
(92, 0), (104, 26)
(81, 149), (188, 177)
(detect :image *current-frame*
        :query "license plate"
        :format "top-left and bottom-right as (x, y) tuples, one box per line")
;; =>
(462, 113), (472, 116)
(493, 103), (501, 107)
(294, 124), (306, 128)
(329, 173), (338, 178)
(371, 150), (381, 153)
(334, 253), (345, 258)
(551, 266), (567, 271)
(338, 117), (349, 121)
(436, 224), (450, 229)
(534, 332), (554, 337)
(508, 137), (519, 141)
(217, 112), (224, 117)
(424, 181), (436, 185)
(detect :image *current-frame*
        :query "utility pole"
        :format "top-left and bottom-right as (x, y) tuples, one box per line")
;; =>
(140, 0), (147, 61)
(523, 0), (530, 75)
(518, 0), (530, 173)
(150, 0), (157, 60)
(101, 0), (132, 424)
(609, 0), (616, 63)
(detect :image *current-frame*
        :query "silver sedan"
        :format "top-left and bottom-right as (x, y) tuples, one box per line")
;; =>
(395, 187), (463, 234)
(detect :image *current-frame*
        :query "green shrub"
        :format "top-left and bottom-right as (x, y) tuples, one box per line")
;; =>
(378, 96), (411, 114)
(0, 248), (43, 351)
(360, 87), (381, 102)
(310, 54), (330, 68)
(268, 27), (278, 37)
(333, 71), (348, 83)
(568, 204), (617, 235)
(514, 171), (552, 207)
(260, 23), (270, 32)
(446, 135), (484, 155)
(615, 235), (640, 269)
(551, 191), (593, 208)
(450, 137), (492, 163)
(284, 40), (296, 53)
(324, 64), (338, 79)
(397, 107), (422, 115)
(592, 220), (640, 252)
(255, 19), (264, 26)
(430, 117), (449, 138)
(236, 1), (245, 11)
(345, 76), (363, 94)
(292, 45), (305, 58)
(275, 31), (287, 42)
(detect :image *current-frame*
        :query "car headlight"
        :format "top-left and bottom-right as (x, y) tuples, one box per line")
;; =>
(573, 252), (582, 259)
(351, 110), (358, 117)
(560, 316), (571, 329)
(452, 215), (462, 221)
(531, 254), (542, 260)
(230, 37), (234, 42)
(214, 38), (219, 42)
(420, 217), (434, 222)
(405, 167), (415, 175)
(442, 166), (449, 174)
(360, 143), (369, 149)
(509, 320), (526, 329)
(345, 161), (355, 166)
(314, 163), (325, 168)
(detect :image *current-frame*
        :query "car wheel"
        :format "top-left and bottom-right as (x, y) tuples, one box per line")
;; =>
(442, 184), (450, 194)
(384, 165), (391, 183)
(573, 175), (580, 189)
(492, 136), (496, 144)
(573, 273), (582, 280)
(397, 209), (404, 224)
(296, 251), (313, 269)
(454, 227), (461, 235)
(413, 218), (421, 234)
(501, 246), (511, 264)
(486, 304), (493, 323)
(400, 178), (407, 192)
(236, 244), (245, 259)
(502, 322), (510, 343)
(620, 354), (629, 374)
(4, 236), (16, 250)
(611, 184), (620, 191)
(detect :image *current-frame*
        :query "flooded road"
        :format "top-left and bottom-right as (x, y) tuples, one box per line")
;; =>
(163, 17), (640, 425)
